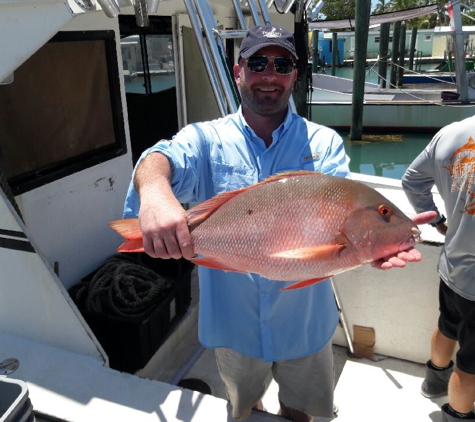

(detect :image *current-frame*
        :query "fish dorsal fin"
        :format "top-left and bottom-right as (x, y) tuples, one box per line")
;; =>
(187, 171), (319, 227)
(187, 189), (246, 226)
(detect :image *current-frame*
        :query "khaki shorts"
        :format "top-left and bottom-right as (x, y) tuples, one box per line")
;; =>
(215, 341), (334, 420)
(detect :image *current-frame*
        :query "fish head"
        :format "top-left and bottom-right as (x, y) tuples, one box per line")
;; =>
(341, 189), (421, 263)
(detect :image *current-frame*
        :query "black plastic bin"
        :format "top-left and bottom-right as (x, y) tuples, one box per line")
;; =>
(74, 254), (194, 373)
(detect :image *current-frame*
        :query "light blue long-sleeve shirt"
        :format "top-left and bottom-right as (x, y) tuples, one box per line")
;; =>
(124, 107), (351, 362)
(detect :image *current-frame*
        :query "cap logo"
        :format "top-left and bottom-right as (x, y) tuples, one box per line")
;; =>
(262, 28), (282, 39)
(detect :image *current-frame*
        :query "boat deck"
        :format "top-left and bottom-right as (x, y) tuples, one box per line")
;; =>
(138, 268), (448, 422)
(183, 345), (447, 421)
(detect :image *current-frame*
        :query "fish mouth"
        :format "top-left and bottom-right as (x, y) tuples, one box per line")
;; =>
(398, 226), (422, 251)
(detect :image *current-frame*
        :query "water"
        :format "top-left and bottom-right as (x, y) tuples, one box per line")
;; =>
(332, 63), (438, 85)
(331, 64), (436, 179)
(339, 132), (433, 180)
(124, 73), (176, 94)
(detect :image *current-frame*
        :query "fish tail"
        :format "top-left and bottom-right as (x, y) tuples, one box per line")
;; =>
(108, 218), (144, 252)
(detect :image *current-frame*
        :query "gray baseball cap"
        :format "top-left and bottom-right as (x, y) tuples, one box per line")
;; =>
(239, 25), (298, 60)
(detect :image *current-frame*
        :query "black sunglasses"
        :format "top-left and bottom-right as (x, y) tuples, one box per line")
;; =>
(245, 56), (296, 75)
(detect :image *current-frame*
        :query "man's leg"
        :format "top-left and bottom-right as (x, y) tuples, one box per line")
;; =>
(431, 327), (457, 368)
(273, 340), (334, 421)
(215, 348), (271, 420)
(448, 368), (475, 414)
(279, 400), (312, 422)
(437, 280), (475, 420)
(422, 327), (456, 398)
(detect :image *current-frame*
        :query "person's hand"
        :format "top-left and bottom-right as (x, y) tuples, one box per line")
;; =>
(138, 196), (194, 260)
(372, 211), (437, 270)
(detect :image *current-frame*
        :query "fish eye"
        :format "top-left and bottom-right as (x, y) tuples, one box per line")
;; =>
(378, 205), (392, 220)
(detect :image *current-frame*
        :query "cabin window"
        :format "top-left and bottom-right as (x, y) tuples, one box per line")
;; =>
(424, 35), (432, 41)
(0, 30), (126, 195)
(121, 34), (175, 95)
(119, 16), (175, 96)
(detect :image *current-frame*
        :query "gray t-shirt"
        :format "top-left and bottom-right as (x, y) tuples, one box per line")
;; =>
(402, 115), (475, 301)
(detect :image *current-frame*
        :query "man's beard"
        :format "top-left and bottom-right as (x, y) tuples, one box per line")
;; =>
(240, 83), (292, 117)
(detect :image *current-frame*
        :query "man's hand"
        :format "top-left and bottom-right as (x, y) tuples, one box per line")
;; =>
(372, 211), (437, 270)
(134, 152), (194, 260)
(139, 199), (194, 260)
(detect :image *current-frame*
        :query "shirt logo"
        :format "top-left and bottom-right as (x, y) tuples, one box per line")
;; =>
(302, 152), (321, 163)
(445, 136), (475, 214)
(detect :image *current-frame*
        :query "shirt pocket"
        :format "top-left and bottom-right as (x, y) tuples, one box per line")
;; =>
(210, 161), (256, 193)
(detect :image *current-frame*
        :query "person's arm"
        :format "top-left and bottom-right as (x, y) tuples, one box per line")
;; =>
(134, 152), (194, 260)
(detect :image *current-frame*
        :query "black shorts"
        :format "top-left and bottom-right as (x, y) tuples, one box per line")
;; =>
(438, 279), (475, 374)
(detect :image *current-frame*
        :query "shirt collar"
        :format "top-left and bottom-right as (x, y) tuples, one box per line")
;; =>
(237, 106), (294, 142)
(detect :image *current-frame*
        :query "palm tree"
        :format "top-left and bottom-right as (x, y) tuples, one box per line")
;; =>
(373, 0), (394, 14)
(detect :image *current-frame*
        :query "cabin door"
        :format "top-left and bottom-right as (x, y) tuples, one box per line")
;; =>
(119, 16), (179, 165)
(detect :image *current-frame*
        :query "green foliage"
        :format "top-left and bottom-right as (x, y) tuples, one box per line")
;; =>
(319, 0), (356, 20)
(373, 0), (394, 14)
(312, 0), (474, 30)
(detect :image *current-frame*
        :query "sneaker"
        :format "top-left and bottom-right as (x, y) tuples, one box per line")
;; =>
(421, 360), (453, 398)
(441, 403), (475, 422)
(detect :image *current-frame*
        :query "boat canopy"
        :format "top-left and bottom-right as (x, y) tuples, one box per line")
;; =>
(309, 4), (439, 30)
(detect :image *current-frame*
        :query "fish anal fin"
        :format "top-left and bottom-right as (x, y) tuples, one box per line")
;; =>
(271, 243), (346, 262)
(280, 277), (330, 291)
(190, 256), (247, 273)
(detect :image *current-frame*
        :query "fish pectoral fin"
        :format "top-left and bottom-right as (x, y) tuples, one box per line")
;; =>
(190, 256), (246, 273)
(279, 277), (330, 291)
(271, 243), (346, 261)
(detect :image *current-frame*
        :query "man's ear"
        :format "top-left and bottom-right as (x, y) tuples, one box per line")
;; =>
(233, 63), (241, 82)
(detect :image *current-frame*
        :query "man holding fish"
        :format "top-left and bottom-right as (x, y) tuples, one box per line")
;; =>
(121, 25), (434, 421)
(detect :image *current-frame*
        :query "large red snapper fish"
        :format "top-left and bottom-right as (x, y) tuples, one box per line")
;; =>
(109, 171), (421, 290)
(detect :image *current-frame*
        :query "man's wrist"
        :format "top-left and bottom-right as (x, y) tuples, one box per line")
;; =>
(430, 214), (446, 227)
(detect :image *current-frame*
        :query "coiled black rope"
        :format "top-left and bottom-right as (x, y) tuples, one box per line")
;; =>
(69, 254), (178, 320)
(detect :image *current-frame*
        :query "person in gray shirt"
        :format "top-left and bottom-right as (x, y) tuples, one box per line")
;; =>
(402, 115), (475, 422)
